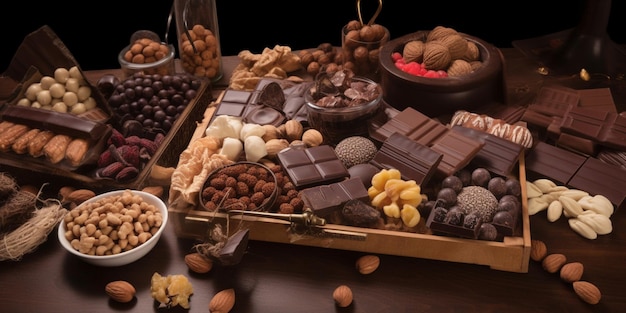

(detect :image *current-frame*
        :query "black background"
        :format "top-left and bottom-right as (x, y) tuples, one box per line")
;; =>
(1, 0), (625, 71)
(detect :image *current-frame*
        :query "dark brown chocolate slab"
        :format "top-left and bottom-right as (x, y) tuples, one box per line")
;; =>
(567, 157), (626, 211)
(452, 126), (523, 177)
(596, 147), (626, 170)
(1, 105), (109, 141)
(430, 128), (484, 178)
(300, 177), (369, 217)
(277, 145), (349, 189)
(370, 107), (448, 146)
(527, 85), (579, 117)
(556, 132), (598, 156)
(524, 141), (587, 185)
(369, 132), (443, 186)
(560, 107), (626, 151)
(578, 87), (617, 113)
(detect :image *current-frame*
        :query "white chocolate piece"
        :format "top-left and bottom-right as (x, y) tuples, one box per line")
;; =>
(52, 101), (68, 113)
(83, 97), (97, 110)
(62, 91), (78, 106)
(76, 86), (92, 102)
(49, 83), (66, 98)
(16, 98), (31, 106)
(65, 78), (80, 93)
(40, 76), (56, 89)
(36, 90), (52, 105)
(25, 83), (43, 101)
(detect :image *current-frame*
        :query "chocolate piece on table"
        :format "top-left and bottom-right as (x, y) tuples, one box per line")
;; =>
(527, 85), (579, 118)
(277, 145), (349, 189)
(567, 157), (626, 211)
(430, 128), (485, 178)
(370, 107), (448, 146)
(524, 141), (587, 185)
(426, 201), (481, 239)
(578, 87), (617, 113)
(452, 126), (523, 177)
(369, 132), (443, 186)
(300, 177), (369, 217)
(218, 228), (249, 266)
(556, 132), (598, 157)
(596, 147), (626, 170)
(560, 107), (626, 151)
(0, 105), (108, 141)
(214, 89), (251, 117)
(521, 109), (556, 129)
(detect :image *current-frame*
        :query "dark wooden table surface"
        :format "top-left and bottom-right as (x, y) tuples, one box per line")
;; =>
(1, 48), (625, 313)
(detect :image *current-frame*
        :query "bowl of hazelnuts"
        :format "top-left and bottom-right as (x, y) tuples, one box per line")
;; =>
(378, 26), (505, 118)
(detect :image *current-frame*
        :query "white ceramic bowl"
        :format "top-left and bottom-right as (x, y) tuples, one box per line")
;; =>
(58, 190), (168, 266)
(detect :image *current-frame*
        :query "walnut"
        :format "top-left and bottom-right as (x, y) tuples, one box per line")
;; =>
(402, 40), (425, 63)
(422, 41), (451, 70)
(462, 41), (480, 61)
(426, 25), (458, 42)
(447, 59), (473, 77)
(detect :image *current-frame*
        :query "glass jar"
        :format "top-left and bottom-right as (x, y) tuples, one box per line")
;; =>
(174, 0), (223, 82)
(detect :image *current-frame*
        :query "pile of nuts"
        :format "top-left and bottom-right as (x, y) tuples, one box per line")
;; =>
(16, 66), (97, 115)
(123, 38), (170, 66)
(342, 20), (389, 79)
(61, 189), (164, 256)
(393, 26), (483, 78)
(179, 24), (222, 80)
(298, 43), (344, 76)
(531, 239), (602, 305)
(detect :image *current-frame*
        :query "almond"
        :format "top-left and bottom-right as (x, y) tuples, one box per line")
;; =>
(185, 252), (213, 274)
(542, 253), (567, 273)
(530, 239), (548, 262)
(333, 285), (353, 308)
(573, 281), (601, 304)
(66, 189), (96, 205)
(356, 255), (380, 275)
(209, 288), (235, 313)
(105, 280), (136, 303)
(560, 262), (584, 283)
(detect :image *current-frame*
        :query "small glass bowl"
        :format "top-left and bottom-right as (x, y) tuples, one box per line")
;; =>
(304, 76), (384, 145)
(118, 43), (175, 78)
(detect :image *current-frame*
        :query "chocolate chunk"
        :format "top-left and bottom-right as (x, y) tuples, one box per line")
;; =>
(560, 107), (626, 151)
(370, 107), (448, 146)
(567, 157), (626, 211)
(277, 145), (349, 189)
(430, 128), (484, 178)
(426, 201), (481, 239)
(526, 85), (579, 118)
(300, 177), (369, 217)
(218, 228), (249, 266)
(452, 125), (523, 177)
(257, 82), (285, 111)
(578, 88), (617, 113)
(369, 132), (443, 186)
(341, 199), (381, 227)
(556, 132), (598, 156)
(524, 141), (587, 185)
(1, 105), (108, 141)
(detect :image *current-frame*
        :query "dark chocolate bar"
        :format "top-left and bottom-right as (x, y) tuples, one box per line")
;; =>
(524, 141), (587, 185)
(277, 145), (349, 189)
(567, 157), (626, 211)
(370, 107), (448, 146)
(560, 107), (626, 151)
(452, 126), (523, 177)
(578, 88), (617, 113)
(300, 177), (369, 217)
(596, 147), (626, 170)
(527, 85), (579, 117)
(430, 128), (484, 178)
(0, 105), (109, 141)
(369, 132), (443, 186)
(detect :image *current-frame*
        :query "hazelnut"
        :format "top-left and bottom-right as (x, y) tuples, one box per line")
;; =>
(332, 285), (353, 307)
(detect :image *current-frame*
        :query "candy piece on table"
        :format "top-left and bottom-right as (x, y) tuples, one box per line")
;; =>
(300, 177), (369, 218)
(277, 145), (349, 189)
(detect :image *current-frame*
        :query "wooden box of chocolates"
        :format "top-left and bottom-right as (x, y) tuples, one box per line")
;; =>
(0, 25), (214, 191)
(168, 77), (532, 273)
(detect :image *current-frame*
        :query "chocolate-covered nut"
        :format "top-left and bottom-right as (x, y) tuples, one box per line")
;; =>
(456, 169), (472, 186)
(432, 206), (448, 222)
(348, 163), (380, 188)
(505, 178), (522, 197)
(471, 167), (491, 187)
(444, 206), (464, 226)
(487, 176), (507, 199)
(492, 211), (514, 227)
(341, 199), (381, 227)
(478, 223), (498, 241)
(463, 212), (481, 229)
(441, 175), (463, 194)
(436, 187), (457, 208)
(499, 194), (521, 211)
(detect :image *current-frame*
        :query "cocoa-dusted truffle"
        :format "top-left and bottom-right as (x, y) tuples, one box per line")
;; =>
(456, 185), (498, 223)
(334, 136), (378, 168)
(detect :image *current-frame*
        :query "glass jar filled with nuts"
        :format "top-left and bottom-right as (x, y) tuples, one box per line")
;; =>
(342, 20), (389, 82)
(174, 0), (223, 82)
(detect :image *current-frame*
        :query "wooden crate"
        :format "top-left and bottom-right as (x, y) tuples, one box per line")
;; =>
(169, 100), (531, 273)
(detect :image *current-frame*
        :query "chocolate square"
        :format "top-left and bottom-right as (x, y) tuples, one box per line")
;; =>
(277, 145), (349, 189)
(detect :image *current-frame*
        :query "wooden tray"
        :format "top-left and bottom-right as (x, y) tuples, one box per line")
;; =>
(168, 96), (531, 273)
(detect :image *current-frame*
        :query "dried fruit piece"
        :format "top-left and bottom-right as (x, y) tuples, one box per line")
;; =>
(105, 280), (136, 303)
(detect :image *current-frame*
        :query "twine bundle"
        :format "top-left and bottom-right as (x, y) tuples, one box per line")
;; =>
(0, 201), (66, 261)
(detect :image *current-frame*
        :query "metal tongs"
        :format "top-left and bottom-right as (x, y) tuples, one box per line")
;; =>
(227, 209), (326, 227)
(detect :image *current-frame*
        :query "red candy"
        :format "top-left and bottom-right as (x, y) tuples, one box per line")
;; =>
(392, 53), (448, 78)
